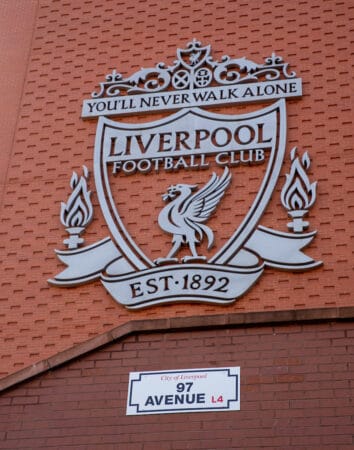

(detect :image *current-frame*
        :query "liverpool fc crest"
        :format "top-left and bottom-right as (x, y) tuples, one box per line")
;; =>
(49, 40), (321, 309)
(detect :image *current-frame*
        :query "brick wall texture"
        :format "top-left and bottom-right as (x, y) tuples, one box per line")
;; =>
(0, 0), (353, 382)
(1, 321), (353, 449)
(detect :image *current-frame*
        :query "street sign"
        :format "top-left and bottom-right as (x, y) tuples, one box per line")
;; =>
(126, 367), (240, 415)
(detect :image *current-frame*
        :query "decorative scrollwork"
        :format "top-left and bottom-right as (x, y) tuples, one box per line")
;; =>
(263, 53), (296, 79)
(91, 40), (298, 98)
(127, 64), (174, 94)
(213, 56), (259, 85)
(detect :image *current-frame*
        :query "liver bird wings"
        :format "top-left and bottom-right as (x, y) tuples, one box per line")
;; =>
(181, 167), (231, 224)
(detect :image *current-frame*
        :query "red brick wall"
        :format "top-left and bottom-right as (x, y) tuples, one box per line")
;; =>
(0, 0), (37, 191)
(0, 0), (353, 382)
(1, 320), (353, 449)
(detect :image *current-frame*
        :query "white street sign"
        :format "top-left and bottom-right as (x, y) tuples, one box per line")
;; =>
(126, 367), (240, 415)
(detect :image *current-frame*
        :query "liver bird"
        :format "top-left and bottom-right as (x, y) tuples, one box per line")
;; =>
(155, 167), (231, 264)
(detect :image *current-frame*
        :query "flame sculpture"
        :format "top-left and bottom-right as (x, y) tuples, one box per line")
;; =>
(281, 148), (317, 233)
(60, 166), (93, 249)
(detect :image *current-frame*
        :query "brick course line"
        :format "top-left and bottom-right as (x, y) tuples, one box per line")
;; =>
(1, 306), (353, 392)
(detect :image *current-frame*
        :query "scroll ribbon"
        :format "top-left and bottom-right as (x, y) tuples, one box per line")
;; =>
(48, 226), (321, 308)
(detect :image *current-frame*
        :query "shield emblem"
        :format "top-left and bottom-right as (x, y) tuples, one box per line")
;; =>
(176, 42), (211, 70)
(50, 42), (321, 309)
(91, 100), (287, 307)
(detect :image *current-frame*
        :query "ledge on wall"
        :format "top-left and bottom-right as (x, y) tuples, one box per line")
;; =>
(1, 306), (353, 393)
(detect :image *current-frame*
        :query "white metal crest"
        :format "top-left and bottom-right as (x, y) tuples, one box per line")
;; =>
(49, 41), (321, 309)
